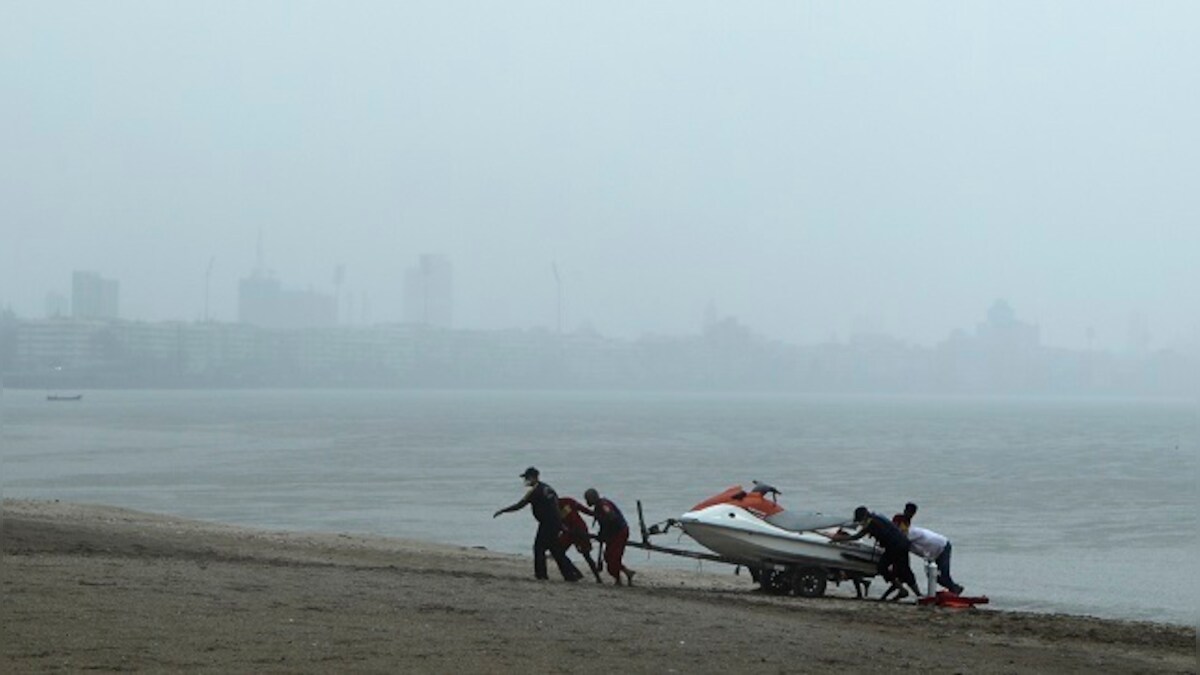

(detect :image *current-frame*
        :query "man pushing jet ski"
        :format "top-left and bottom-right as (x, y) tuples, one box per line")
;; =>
(828, 506), (923, 601)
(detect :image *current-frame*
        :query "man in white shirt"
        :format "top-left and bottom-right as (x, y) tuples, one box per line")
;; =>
(906, 525), (964, 595)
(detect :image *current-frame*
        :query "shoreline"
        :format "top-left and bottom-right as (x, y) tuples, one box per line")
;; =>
(2, 499), (1195, 673)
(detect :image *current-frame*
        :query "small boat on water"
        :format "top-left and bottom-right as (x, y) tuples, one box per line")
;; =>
(46, 394), (84, 401)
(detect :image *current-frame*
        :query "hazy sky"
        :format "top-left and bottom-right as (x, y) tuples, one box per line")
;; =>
(3, 2), (1197, 350)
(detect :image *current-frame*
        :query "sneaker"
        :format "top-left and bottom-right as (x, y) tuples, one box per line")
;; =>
(892, 589), (909, 602)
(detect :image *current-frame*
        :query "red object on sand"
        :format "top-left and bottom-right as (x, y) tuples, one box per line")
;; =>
(918, 591), (990, 609)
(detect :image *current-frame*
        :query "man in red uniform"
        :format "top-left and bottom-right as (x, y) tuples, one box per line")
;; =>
(892, 502), (918, 528)
(559, 495), (603, 583)
(582, 488), (636, 586)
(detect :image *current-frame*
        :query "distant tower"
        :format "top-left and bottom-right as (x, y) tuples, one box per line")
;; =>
(977, 299), (1039, 351)
(333, 263), (346, 324)
(237, 231), (334, 328)
(255, 228), (265, 274)
(238, 273), (280, 325)
(403, 254), (453, 327)
(71, 271), (119, 320)
(1126, 312), (1150, 355)
(204, 256), (215, 322)
(45, 291), (69, 318)
(703, 299), (719, 331)
(987, 299), (1015, 327)
(552, 263), (562, 334)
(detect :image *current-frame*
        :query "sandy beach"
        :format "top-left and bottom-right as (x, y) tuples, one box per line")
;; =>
(1, 499), (1194, 674)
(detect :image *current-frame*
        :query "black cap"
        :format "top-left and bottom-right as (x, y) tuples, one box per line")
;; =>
(520, 466), (539, 479)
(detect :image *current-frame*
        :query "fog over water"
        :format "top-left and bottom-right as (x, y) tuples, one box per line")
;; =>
(3, 2), (1198, 352)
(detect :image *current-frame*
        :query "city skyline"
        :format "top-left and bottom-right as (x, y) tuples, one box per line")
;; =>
(2, 3), (1197, 353)
(3, 295), (1193, 397)
(4, 263), (1196, 359)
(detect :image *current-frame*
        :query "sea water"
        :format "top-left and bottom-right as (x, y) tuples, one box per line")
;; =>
(1, 389), (1195, 626)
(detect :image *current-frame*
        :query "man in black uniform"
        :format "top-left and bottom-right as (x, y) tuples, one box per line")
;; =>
(494, 467), (583, 582)
(830, 506), (922, 600)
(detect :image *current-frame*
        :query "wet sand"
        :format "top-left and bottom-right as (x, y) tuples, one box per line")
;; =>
(1, 499), (1194, 673)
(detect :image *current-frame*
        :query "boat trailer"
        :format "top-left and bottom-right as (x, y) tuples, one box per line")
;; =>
(625, 500), (876, 599)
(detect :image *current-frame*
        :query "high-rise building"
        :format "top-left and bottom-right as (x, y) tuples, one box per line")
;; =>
(237, 271), (335, 329)
(976, 299), (1040, 352)
(238, 273), (281, 326)
(71, 271), (119, 320)
(403, 254), (453, 327)
(234, 230), (336, 329)
(45, 291), (69, 318)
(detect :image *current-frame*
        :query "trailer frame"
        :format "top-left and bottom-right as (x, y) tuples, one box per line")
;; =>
(625, 500), (879, 599)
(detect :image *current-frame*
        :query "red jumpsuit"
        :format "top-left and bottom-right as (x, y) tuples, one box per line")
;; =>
(557, 497), (593, 554)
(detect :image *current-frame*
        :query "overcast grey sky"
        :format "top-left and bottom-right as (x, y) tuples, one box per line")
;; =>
(3, 2), (1196, 351)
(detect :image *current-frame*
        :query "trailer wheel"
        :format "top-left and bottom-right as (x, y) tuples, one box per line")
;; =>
(791, 567), (828, 598)
(760, 570), (792, 595)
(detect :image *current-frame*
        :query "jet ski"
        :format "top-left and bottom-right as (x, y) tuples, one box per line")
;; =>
(637, 482), (880, 597)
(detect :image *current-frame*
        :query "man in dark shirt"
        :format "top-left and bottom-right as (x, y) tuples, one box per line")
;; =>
(881, 502), (920, 600)
(494, 467), (583, 582)
(831, 506), (921, 600)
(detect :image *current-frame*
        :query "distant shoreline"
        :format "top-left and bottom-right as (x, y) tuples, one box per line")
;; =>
(2, 499), (1194, 673)
(4, 384), (1196, 404)
(3, 312), (1195, 397)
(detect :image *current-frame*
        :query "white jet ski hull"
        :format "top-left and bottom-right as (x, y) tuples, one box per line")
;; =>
(678, 503), (878, 575)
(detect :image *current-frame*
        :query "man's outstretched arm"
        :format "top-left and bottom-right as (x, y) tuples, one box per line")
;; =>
(493, 490), (533, 518)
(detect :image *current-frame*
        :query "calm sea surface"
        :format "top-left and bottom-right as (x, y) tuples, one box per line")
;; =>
(2, 389), (1195, 626)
